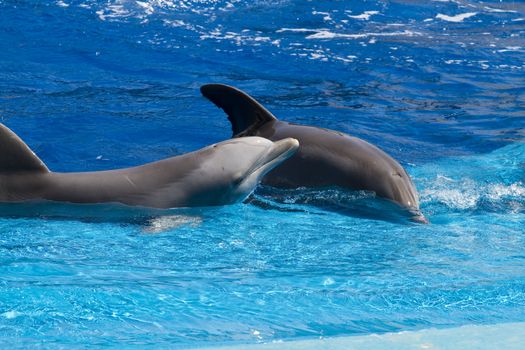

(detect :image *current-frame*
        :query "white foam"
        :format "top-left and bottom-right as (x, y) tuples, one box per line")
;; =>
(421, 176), (479, 209)
(93, 0), (216, 22)
(200, 29), (270, 46)
(347, 10), (379, 20)
(305, 30), (420, 40)
(497, 46), (523, 53)
(144, 215), (202, 233)
(136, 1), (154, 15)
(484, 6), (517, 14)
(422, 173), (525, 211)
(251, 330), (262, 340)
(276, 28), (327, 33)
(96, 4), (131, 21)
(312, 11), (332, 22)
(163, 19), (186, 27)
(309, 53), (327, 61)
(332, 55), (356, 63)
(436, 12), (477, 22)
(56, 0), (69, 7)
(2, 311), (21, 319)
(487, 183), (525, 201)
(428, 188), (480, 209)
(322, 277), (335, 286)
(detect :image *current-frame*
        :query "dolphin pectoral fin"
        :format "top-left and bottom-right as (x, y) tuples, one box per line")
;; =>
(201, 84), (277, 137)
(0, 124), (49, 173)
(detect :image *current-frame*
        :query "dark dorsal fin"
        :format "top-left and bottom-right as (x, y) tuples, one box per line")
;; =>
(201, 84), (277, 137)
(0, 123), (49, 173)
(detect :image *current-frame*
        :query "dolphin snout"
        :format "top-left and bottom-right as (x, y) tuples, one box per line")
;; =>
(270, 138), (300, 160)
(253, 138), (299, 177)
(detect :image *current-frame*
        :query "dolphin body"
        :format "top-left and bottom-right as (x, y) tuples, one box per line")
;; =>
(0, 123), (299, 208)
(201, 84), (427, 223)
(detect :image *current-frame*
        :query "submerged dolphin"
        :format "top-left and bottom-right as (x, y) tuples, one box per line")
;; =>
(201, 84), (427, 223)
(0, 123), (299, 208)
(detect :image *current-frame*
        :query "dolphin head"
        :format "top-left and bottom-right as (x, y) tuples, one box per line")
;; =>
(190, 136), (299, 205)
(372, 163), (427, 223)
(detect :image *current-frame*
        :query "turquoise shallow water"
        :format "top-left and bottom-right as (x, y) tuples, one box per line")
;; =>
(206, 323), (525, 350)
(1, 0), (524, 348)
(4, 143), (525, 348)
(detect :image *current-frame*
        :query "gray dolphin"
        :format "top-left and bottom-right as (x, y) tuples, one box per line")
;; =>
(0, 123), (299, 208)
(201, 84), (427, 223)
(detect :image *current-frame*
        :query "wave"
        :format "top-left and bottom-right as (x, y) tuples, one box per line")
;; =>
(252, 143), (525, 219)
(422, 177), (525, 212)
(417, 143), (525, 214)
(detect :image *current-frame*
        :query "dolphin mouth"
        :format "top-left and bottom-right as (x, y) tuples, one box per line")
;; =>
(249, 138), (299, 178)
(404, 206), (429, 224)
(411, 212), (429, 224)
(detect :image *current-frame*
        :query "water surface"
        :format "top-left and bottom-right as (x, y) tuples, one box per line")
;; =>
(0, 0), (524, 348)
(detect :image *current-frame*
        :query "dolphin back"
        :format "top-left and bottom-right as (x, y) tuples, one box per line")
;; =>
(201, 84), (277, 137)
(0, 123), (49, 173)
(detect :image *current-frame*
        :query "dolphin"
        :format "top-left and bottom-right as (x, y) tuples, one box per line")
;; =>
(201, 84), (427, 223)
(0, 123), (299, 208)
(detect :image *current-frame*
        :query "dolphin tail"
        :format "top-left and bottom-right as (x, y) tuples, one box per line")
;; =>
(0, 123), (49, 173)
(201, 84), (277, 137)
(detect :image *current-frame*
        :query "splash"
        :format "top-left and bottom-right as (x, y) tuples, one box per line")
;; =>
(422, 176), (525, 212)
(417, 143), (525, 214)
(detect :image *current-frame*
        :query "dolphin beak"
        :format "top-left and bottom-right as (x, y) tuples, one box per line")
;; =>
(268, 138), (300, 163)
(254, 138), (299, 177)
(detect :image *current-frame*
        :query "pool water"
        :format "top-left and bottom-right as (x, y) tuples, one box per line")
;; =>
(0, 0), (524, 348)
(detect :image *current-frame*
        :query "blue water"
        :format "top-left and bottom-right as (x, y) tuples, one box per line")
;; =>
(1, 0), (524, 348)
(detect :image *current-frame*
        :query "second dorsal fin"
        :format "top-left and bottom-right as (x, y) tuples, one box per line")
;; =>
(0, 123), (49, 173)
(201, 84), (277, 137)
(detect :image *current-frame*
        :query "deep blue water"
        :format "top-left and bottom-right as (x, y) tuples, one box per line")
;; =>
(0, 0), (524, 348)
